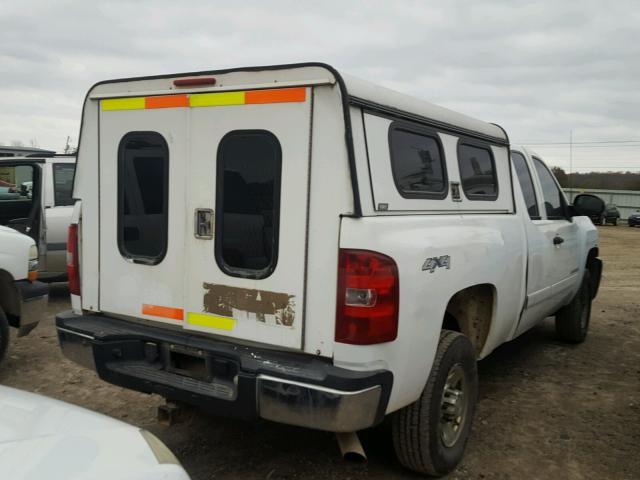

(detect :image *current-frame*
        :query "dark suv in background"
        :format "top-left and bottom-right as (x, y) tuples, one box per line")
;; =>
(593, 204), (621, 226)
(628, 211), (640, 227)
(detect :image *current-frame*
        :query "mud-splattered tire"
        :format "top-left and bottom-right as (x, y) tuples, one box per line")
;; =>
(556, 271), (592, 343)
(391, 330), (478, 477)
(0, 307), (9, 364)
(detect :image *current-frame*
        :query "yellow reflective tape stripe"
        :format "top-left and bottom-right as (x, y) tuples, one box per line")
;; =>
(189, 91), (245, 107)
(187, 312), (236, 331)
(102, 97), (146, 111)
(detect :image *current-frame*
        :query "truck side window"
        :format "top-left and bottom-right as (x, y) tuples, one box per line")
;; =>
(53, 163), (75, 206)
(215, 130), (281, 279)
(117, 132), (169, 264)
(458, 142), (498, 200)
(389, 125), (447, 198)
(532, 157), (565, 220)
(511, 152), (540, 219)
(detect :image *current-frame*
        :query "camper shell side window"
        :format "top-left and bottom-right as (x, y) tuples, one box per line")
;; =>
(457, 139), (499, 201)
(117, 131), (169, 265)
(215, 130), (282, 280)
(388, 122), (448, 200)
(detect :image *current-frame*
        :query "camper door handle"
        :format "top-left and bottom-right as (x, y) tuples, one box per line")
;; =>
(553, 235), (564, 245)
(194, 209), (214, 239)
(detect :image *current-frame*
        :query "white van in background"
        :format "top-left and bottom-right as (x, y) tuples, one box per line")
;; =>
(0, 155), (76, 280)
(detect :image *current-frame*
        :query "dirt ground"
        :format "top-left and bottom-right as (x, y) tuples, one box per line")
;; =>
(1, 226), (639, 479)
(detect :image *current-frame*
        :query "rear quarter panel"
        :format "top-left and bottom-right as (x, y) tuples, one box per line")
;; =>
(335, 213), (526, 412)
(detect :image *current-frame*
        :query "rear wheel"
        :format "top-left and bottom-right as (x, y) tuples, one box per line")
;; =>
(0, 307), (9, 364)
(556, 271), (592, 343)
(612, 218), (618, 226)
(392, 330), (477, 476)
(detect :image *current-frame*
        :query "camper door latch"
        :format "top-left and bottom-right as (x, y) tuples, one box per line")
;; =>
(194, 209), (214, 239)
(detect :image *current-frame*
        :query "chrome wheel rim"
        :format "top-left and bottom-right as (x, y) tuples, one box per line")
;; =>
(439, 363), (469, 448)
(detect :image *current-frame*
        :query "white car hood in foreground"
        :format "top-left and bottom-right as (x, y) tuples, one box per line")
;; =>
(0, 386), (189, 480)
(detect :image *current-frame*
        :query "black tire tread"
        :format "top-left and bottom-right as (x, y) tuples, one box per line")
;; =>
(556, 271), (591, 343)
(391, 330), (464, 476)
(0, 306), (9, 364)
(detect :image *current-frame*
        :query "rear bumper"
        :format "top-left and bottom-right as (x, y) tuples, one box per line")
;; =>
(56, 311), (392, 432)
(14, 280), (48, 336)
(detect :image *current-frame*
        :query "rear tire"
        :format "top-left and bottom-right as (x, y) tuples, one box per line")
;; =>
(0, 307), (9, 364)
(391, 330), (478, 477)
(555, 271), (592, 343)
(613, 218), (618, 226)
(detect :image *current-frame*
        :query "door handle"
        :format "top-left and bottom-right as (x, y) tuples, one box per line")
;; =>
(553, 235), (564, 245)
(194, 209), (214, 239)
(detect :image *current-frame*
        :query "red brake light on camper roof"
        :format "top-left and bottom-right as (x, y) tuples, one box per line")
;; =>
(173, 77), (216, 87)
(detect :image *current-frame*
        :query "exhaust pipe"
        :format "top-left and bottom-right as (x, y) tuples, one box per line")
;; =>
(336, 432), (367, 462)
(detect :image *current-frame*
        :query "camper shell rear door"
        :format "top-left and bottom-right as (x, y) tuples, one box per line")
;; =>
(184, 87), (311, 349)
(97, 85), (312, 350)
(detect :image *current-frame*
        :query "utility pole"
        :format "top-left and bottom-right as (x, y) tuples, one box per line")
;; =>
(569, 130), (573, 198)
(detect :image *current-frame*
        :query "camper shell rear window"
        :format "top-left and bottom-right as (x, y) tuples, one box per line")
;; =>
(117, 131), (169, 265)
(215, 130), (282, 279)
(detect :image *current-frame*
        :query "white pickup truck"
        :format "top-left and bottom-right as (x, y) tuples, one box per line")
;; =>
(56, 63), (604, 476)
(0, 155), (76, 281)
(0, 226), (48, 362)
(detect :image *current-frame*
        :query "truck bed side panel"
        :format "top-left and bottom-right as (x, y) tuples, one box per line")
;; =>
(335, 214), (525, 413)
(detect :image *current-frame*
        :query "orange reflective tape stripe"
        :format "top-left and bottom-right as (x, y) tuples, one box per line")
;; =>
(245, 87), (306, 105)
(142, 304), (184, 321)
(145, 94), (189, 109)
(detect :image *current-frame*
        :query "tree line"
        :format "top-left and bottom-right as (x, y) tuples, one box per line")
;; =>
(551, 167), (640, 191)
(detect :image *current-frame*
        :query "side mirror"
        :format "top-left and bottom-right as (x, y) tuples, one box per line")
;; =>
(572, 194), (605, 218)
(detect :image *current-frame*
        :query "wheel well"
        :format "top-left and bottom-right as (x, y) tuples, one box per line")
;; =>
(0, 269), (20, 327)
(585, 247), (601, 299)
(444, 284), (495, 357)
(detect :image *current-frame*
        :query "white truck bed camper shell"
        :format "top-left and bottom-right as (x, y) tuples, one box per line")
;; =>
(57, 63), (603, 476)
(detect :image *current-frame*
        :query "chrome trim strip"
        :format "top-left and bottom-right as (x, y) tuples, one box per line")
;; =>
(257, 374), (379, 397)
(56, 326), (95, 341)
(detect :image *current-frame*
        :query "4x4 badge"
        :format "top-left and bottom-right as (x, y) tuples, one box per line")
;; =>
(422, 255), (451, 273)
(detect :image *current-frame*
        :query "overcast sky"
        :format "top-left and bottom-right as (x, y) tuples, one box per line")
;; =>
(1, 0), (639, 171)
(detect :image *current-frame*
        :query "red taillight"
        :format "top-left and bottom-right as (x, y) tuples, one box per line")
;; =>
(173, 77), (216, 87)
(67, 224), (80, 296)
(335, 249), (399, 345)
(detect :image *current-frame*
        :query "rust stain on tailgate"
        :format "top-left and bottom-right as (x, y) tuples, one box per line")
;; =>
(203, 283), (295, 326)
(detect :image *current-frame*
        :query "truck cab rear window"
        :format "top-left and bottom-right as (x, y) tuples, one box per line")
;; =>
(118, 132), (168, 264)
(215, 130), (281, 279)
(533, 157), (566, 220)
(53, 163), (75, 206)
(389, 125), (447, 198)
(458, 142), (498, 200)
(511, 151), (540, 219)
